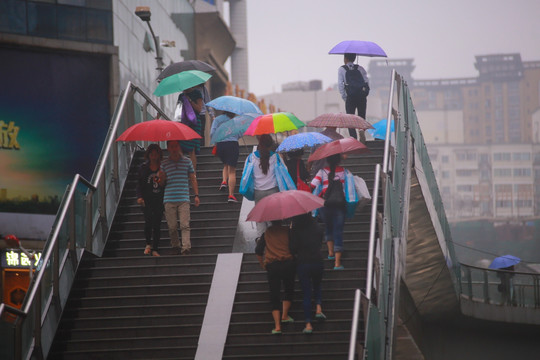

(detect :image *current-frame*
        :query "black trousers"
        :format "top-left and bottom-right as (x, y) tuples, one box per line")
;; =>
(345, 95), (367, 139)
(143, 198), (164, 250)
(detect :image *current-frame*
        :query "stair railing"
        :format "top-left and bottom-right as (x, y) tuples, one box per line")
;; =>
(355, 69), (461, 359)
(0, 82), (167, 360)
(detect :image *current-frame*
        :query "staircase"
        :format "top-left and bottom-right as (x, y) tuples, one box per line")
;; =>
(48, 141), (384, 359)
(222, 141), (383, 360)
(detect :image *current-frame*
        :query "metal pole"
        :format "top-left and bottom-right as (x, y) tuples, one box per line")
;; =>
(145, 20), (164, 109)
(348, 289), (361, 360)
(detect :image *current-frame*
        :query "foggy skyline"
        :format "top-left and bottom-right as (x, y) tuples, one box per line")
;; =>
(246, 0), (540, 96)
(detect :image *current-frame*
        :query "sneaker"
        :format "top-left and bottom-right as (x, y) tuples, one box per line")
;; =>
(219, 182), (228, 191)
(181, 248), (191, 256)
(228, 195), (238, 203)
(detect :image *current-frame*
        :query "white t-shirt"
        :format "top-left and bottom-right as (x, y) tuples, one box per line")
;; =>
(251, 151), (279, 190)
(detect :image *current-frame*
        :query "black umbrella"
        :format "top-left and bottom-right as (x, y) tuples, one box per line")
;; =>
(157, 60), (216, 82)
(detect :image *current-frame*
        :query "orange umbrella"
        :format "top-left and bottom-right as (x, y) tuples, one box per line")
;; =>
(116, 119), (201, 142)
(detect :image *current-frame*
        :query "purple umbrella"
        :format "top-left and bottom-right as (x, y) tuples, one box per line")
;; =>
(328, 40), (387, 57)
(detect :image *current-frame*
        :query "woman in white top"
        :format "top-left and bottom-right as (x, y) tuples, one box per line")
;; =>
(251, 134), (280, 203)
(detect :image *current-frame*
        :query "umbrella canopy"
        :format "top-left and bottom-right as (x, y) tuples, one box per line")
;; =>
(367, 118), (394, 140)
(157, 60), (215, 82)
(308, 137), (369, 162)
(246, 190), (324, 222)
(276, 132), (332, 153)
(244, 112), (305, 136)
(116, 119), (202, 142)
(153, 70), (212, 97)
(210, 113), (259, 144)
(206, 96), (263, 115)
(308, 113), (373, 130)
(489, 255), (521, 269)
(328, 40), (387, 57)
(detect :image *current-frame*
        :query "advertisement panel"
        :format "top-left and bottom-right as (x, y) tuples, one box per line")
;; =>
(0, 47), (110, 215)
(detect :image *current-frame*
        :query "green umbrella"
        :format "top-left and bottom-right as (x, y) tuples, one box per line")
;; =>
(153, 70), (212, 97)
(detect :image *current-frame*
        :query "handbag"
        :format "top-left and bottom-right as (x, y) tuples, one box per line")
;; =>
(239, 153), (255, 201)
(323, 172), (346, 208)
(296, 160), (311, 192)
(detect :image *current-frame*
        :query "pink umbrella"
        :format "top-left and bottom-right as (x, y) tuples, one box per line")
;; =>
(308, 113), (373, 130)
(308, 137), (369, 162)
(246, 190), (324, 222)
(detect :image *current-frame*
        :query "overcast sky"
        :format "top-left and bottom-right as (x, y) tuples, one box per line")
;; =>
(245, 0), (540, 96)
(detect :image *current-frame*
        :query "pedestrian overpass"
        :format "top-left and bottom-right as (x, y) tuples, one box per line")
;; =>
(1, 72), (540, 360)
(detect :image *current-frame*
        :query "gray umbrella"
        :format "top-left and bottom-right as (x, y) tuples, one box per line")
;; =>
(157, 60), (216, 82)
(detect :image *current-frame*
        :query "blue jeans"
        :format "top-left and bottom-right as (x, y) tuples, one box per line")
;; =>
(297, 262), (324, 324)
(320, 206), (346, 252)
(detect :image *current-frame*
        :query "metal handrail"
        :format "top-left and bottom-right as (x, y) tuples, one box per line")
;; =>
(0, 81), (166, 360)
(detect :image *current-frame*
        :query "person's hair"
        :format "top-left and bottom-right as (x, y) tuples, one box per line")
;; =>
(327, 153), (341, 180)
(344, 53), (356, 63)
(292, 213), (312, 226)
(287, 149), (304, 160)
(258, 134), (274, 175)
(145, 144), (163, 161)
(186, 89), (203, 102)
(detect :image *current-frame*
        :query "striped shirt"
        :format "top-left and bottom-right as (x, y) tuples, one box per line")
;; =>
(311, 166), (346, 197)
(161, 157), (194, 203)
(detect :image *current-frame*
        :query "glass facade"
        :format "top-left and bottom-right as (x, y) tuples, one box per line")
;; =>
(0, 0), (112, 44)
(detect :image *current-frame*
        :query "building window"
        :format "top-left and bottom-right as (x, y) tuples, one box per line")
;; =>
(493, 153), (511, 161)
(494, 168), (512, 177)
(457, 185), (474, 192)
(442, 155), (449, 163)
(442, 171), (450, 179)
(456, 169), (475, 176)
(512, 152), (531, 161)
(513, 168), (531, 177)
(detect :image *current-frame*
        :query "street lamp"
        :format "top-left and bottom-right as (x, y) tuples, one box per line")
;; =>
(135, 6), (164, 108)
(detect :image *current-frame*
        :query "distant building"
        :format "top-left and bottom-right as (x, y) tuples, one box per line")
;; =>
(368, 53), (540, 220)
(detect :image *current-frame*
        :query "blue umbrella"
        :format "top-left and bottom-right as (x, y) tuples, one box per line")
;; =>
(206, 96), (263, 115)
(367, 118), (394, 140)
(489, 255), (521, 269)
(328, 40), (387, 57)
(210, 113), (259, 144)
(276, 132), (332, 153)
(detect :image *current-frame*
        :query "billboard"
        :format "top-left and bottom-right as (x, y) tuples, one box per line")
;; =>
(0, 47), (110, 214)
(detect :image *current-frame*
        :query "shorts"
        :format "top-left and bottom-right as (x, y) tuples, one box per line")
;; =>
(216, 141), (239, 167)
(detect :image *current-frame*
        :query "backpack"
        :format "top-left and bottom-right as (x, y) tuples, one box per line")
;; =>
(323, 174), (346, 209)
(343, 64), (370, 98)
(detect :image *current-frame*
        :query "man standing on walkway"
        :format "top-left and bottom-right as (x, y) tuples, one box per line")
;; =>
(159, 140), (200, 255)
(338, 53), (369, 143)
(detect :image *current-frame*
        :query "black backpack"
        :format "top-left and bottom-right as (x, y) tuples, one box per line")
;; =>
(343, 64), (370, 98)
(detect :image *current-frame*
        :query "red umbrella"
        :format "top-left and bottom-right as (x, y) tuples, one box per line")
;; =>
(116, 119), (202, 142)
(308, 113), (373, 130)
(246, 190), (324, 222)
(308, 137), (369, 162)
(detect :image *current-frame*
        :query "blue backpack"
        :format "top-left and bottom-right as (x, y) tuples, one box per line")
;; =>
(343, 64), (370, 98)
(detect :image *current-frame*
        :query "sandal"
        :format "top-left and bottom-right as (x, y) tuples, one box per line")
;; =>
(143, 245), (151, 255)
(281, 316), (294, 323)
(302, 328), (313, 334)
(271, 329), (282, 335)
(152, 250), (160, 257)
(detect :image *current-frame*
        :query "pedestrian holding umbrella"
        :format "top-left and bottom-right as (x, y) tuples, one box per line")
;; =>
(210, 113), (259, 145)
(329, 40), (386, 143)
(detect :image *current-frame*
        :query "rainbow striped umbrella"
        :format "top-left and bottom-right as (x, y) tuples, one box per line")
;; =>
(244, 112), (304, 136)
